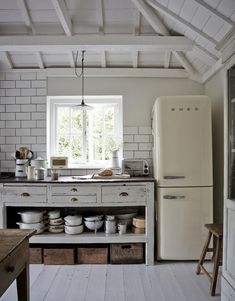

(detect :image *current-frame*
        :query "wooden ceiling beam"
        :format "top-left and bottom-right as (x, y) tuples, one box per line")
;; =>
(146, 0), (217, 45)
(173, 51), (196, 76)
(131, 0), (169, 35)
(0, 35), (193, 52)
(51, 0), (72, 36)
(16, 0), (35, 34)
(97, 0), (104, 34)
(36, 52), (44, 69)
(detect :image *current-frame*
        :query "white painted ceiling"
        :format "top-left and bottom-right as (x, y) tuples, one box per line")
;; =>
(0, 0), (234, 82)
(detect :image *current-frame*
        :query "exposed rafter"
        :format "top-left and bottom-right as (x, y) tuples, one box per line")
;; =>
(131, 0), (169, 35)
(173, 51), (195, 76)
(97, 0), (104, 34)
(101, 51), (106, 67)
(0, 35), (193, 52)
(192, 0), (234, 27)
(132, 51), (139, 68)
(16, 0), (35, 34)
(68, 52), (75, 68)
(146, 0), (217, 45)
(1, 51), (13, 69)
(133, 10), (141, 35)
(51, 0), (72, 36)
(164, 51), (171, 68)
(36, 52), (44, 69)
(193, 45), (218, 65)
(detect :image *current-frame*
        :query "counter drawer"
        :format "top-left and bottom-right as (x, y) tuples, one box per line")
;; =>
(51, 185), (97, 196)
(51, 195), (96, 203)
(2, 185), (47, 203)
(102, 185), (146, 203)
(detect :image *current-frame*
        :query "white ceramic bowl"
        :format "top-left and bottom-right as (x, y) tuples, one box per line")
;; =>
(115, 210), (138, 220)
(17, 210), (45, 223)
(16, 221), (44, 233)
(49, 217), (64, 226)
(84, 215), (103, 222)
(64, 215), (82, 226)
(48, 210), (60, 219)
(84, 220), (103, 231)
(48, 224), (64, 233)
(64, 224), (84, 235)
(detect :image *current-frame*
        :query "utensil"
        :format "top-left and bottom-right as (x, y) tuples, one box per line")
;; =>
(105, 220), (116, 234)
(49, 217), (64, 226)
(26, 166), (35, 180)
(48, 224), (64, 233)
(64, 215), (82, 226)
(48, 210), (60, 219)
(18, 210), (45, 223)
(118, 222), (127, 235)
(64, 224), (84, 235)
(84, 215), (103, 222)
(84, 220), (103, 233)
(16, 221), (44, 233)
(35, 167), (45, 180)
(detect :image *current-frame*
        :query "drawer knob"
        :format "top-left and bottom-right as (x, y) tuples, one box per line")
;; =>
(71, 197), (78, 202)
(71, 188), (78, 192)
(21, 192), (30, 197)
(6, 266), (15, 273)
(119, 192), (129, 197)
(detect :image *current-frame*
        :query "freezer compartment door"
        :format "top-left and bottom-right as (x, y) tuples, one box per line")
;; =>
(153, 95), (213, 187)
(157, 187), (213, 260)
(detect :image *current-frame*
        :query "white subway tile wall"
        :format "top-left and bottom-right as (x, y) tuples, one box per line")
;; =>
(0, 72), (153, 174)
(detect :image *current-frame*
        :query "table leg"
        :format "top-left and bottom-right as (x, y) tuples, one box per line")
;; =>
(16, 264), (29, 301)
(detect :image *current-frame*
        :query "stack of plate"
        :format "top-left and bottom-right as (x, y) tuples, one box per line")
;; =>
(48, 210), (64, 233)
(64, 215), (83, 235)
(131, 216), (145, 234)
(115, 210), (138, 227)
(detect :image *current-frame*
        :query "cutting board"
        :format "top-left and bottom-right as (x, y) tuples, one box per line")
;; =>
(93, 174), (131, 179)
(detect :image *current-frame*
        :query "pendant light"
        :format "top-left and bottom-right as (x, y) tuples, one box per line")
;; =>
(74, 50), (93, 110)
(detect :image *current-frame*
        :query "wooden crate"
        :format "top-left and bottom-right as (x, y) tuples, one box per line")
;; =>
(29, 247), (43, 264)
(43, 248), (75, 265)
(77, 247), (108, 264)
(110, 243), (144, 264)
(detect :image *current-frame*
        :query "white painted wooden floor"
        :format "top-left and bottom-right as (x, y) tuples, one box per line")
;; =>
(0, 262), (221, 301)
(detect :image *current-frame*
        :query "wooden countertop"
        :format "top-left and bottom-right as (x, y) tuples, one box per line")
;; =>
(0, 176), (155, 184)
(0, 229), (35, 263)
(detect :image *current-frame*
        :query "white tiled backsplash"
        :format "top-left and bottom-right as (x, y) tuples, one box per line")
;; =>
(0, 71), (153, 174)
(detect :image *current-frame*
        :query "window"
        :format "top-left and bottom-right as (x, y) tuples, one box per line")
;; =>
(47, 96), (123, 167)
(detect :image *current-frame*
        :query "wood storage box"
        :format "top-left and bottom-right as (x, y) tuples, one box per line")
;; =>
(77, 247), (108, 264)
(43, 248), (75, 265)
(29, 247), (43, 264)
(110, 243), (144, 264)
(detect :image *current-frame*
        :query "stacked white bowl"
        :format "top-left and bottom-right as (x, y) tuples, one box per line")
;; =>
(64, 215), (83, 234)
(84, 215), (104, 233)
(48, 210), (64, 233)
(17, 210), (46, 234)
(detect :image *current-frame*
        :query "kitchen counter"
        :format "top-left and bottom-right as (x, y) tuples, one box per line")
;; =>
(0, 176), (155, 184)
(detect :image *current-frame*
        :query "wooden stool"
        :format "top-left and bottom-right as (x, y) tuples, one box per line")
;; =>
(196, 223), (223, 296)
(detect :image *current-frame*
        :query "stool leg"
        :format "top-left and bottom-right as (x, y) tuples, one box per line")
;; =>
(210, 237), (222, 296)
(196, 231), (212, 274)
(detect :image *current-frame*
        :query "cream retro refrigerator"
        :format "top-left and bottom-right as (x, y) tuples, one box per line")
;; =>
(152, 95), (213, 260)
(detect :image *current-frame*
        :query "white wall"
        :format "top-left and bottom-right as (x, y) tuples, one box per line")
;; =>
(48, 77), (204, 126)
(205, 70), (224, 223)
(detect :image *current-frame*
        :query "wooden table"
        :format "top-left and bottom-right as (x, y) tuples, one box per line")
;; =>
(0, 229), (35, 301)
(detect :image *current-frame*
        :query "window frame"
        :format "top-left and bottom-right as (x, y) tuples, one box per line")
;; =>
(47, 95), (123, 168)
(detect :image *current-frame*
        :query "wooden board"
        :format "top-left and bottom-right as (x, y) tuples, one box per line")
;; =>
(29, 248), (42, 264)
(77, 247), (108, 264)
(110, 243), (144, 264)
(43, 248), (75, 265)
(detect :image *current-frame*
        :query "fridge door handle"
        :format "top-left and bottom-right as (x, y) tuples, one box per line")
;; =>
(163, 176), (186, 179)
(163, 195), (186, 199)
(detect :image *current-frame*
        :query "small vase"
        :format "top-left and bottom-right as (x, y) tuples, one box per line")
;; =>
(111, 150), (119, 168)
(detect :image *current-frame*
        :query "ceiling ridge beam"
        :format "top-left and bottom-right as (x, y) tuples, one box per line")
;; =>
(51, 0), (72, 36)
(173, 51), (195, 76)
(0, 35), (193, 52)
(16, 0), (35, 34)
(131, 0), (169, 35)
(192, 0), (234, 26)
(146, 0), (217, 45)
(36, 52), (44, 69)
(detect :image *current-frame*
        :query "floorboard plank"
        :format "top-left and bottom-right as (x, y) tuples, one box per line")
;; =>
(65, 265), (91, 301)
(104, 265), (125, 301)
(85, 265), (107, 301)
(123, 265), (146, 301)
